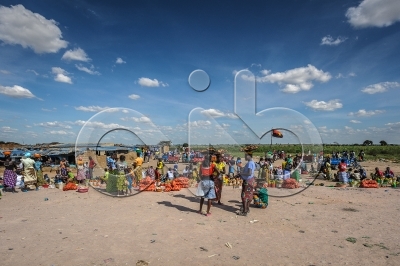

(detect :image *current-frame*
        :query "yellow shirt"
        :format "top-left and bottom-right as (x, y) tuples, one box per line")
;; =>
(213, 161), (226, 176)
(135, 157), (143, 166)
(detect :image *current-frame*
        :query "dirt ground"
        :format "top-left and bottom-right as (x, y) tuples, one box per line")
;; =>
(1, 159), (400, 265)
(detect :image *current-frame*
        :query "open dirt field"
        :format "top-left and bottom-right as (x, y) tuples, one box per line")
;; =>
(1, 159), (400, 265)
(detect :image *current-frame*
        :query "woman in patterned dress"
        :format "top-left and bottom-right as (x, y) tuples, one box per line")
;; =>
(3, 157), (17, 192)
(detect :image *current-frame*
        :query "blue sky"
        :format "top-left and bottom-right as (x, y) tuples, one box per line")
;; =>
(0, 0), (400, 145)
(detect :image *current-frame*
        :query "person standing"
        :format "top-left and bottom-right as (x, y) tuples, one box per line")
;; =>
(196, 155), (216, 217)
(338, 159), (348, 184)
(213, 153), (226, 205)
(34, 157), (45, 186)
(20, 153), (37, 191)
(88, 156), (96, 180)
(76, 156), (86, 183)
(133, 152), (144, 183)
(238, 150), (256, 216)
(116, 155), (128, 195)
(3, 157), (17, 193)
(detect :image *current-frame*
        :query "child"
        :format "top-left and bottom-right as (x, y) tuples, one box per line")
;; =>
(67, 168), (75, 183)
(126, 167), (133, 195)
(54, 169), (62, 183)
(192, 167), (199, 182)
(253, 182), (269, 209)
(228, 161), (235, 178)
(101, 168), (109, 184)
(236, 157), (242, 174)
(167, 168), (174, 180)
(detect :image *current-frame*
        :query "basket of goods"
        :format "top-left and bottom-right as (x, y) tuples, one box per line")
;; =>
(155, 187), (162, 192)
(241, 145), (259, 153)
(63, 182), (78, 191)
(3, 151), (11, 156)
(359, 179), (378, 188)
(139, 177), (155, 191)
(77, 186), (89, 193)
(282, 178), (299, 189)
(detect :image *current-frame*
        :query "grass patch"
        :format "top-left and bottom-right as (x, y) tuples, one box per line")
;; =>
(346, 237), (357, 243)
(342, 208), (359, 212)
(375, 243), (389, 250)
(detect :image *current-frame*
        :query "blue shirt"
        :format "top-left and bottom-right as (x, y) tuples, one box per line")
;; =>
(34, 161), (42, 171)
(241, 160), (255, 180)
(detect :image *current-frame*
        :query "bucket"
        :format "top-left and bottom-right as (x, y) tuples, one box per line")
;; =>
(58, 182), (64, 190)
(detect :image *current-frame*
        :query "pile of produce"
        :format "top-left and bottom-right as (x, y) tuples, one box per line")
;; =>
(171, 179), (181, 191)
(174, 177), (189, 188)
(281, 178), (300, 189)
(63, 182), (78, 191)
(360, 179), (378, 188)
(139, 176), (155, 191)
(163, 182), (172, 192)
(241, 145), (258, 152)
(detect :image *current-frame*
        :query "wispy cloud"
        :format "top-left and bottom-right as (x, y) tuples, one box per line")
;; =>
(361, 81), (400, 94)
(75, 64), (100, 75)
(348, 109), (385, 117)
(321, 35), (347, 46)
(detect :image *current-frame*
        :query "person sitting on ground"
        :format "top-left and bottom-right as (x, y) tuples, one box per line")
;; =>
(384, 167), (394, 178)
(372, 167), (384, 180)
(66, 168), (75, 183)
(359, 168), (367, 181)
(253, 182), (268, 209)
(182, 165), (190, 177)
(167, 168), (174, 180)
(146, 166), (156, 179)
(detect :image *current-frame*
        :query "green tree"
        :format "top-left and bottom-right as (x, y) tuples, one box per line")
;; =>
(380, 140), (388, 146)
(363, 140), (373, 146)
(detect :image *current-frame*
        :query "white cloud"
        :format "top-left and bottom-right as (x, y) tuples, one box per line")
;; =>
(62, 48), (90, 62)
(0, 85), (36, 98)
(321, 35), (347, 46)
(74, 106), (112, 112)
(35, 121), (71, 129)
(350, 120), (362, 124)
(304, 99), (343, 111)
(256, 64), (331, 93)
(187, 120), (212, 128)
(73, 120), (127, 130)
(1, 126), (18, 133)
(128, 94), (140, 100)
(122, 110), (129, 113)
(121, 116), (152, 123)
(200, 109), (238, 119)
(361, 81), (400, 94)
(75, 64), (100, 75)
(52, 67), (72, 84)
(138, 77), (168, 87)
(48, 130), (68, 135)
(346, 0), (400, 28)
(0, 5), (68, 53)
(116, 57), (126, 64)
(348, 109), (385, 117)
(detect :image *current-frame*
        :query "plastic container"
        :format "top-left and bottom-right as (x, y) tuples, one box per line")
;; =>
(58, 182), (64, 190)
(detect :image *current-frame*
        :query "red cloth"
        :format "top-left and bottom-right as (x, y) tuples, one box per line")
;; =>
(200, 164), (215, 176)
(89, 159), (96, 169)
(339, 162), (347, 172)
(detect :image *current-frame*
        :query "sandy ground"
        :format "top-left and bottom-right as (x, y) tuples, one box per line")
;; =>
(1, 159), (400, 265)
